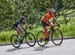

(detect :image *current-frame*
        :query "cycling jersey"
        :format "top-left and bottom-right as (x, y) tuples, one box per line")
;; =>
(42, 12), (55, 23)
(13, 21), (21, 27)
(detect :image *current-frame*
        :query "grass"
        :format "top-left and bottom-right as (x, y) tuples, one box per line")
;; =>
(60, 24), (75, 37)
(0, 18), (75, 44)
(0, 30), (17, 44)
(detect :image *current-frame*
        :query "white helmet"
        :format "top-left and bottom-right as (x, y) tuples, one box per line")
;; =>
(49, 8), (55, 13)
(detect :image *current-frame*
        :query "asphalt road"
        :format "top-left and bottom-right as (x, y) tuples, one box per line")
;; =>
(0, 39), (75, 55)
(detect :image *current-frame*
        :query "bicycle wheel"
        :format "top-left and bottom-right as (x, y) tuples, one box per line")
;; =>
(51, 29), (63, 46)
(37, 31), (46, 47)
(10, 34), (21, 48)
(25, 32), (36, 47)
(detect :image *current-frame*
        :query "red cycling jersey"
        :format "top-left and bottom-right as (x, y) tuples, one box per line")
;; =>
(41, 12), (55, 22)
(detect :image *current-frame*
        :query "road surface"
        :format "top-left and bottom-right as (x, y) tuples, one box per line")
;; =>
(0, 39), (75, 55)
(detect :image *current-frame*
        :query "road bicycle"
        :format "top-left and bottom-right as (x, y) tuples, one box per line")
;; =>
(10, 28), (36, 48)
(37, 25), (63, 47)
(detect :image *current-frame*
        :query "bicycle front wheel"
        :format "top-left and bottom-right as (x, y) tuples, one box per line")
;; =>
(25, 32), (36, 47)
(51, 30), (63, 46)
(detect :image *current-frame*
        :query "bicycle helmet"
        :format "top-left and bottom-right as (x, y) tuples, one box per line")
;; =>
(49, 8), (55, 13)
(19, 16), (25, 21)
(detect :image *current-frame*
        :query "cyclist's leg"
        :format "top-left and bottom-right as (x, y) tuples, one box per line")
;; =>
(17, 25), (25, 36)
(13, 26), (24, 44)
(15, 27), (24, 43)
(43, 27), (49, 39)
(41, 21), (49, 42)
(48, 22), (55, 37)
(14, 26), (23, 38)
(43, 27), (49, 45)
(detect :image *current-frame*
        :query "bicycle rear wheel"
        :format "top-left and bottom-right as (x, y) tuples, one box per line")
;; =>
(10, 34), (21, 48)
(25, 32), (36, 47)
(51, 30), (63, 46)
(37, 31), (46, 47)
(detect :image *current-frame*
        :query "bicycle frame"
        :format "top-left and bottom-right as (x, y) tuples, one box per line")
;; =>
(48, 25), (60, 37)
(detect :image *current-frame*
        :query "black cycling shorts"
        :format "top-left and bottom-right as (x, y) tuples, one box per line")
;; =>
(41, 21), (50, 27)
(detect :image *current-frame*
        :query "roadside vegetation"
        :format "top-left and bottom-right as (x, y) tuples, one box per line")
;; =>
(0, 18), (75, 44)
(0, 0), (75, 44)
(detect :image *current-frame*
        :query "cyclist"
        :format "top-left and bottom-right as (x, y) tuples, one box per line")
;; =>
(13, 16), (26, 37)
(41, 8), (60, 44)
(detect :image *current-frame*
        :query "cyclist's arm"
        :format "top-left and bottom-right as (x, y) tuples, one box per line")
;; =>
(52, 13), (59, 25)
(53, 18), (58, 24)
(41, 16), (44, 21)
(54, 18), (60, 26)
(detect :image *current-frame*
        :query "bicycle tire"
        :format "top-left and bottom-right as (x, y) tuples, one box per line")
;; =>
(51, 29), (63, 46)
(10, 34), (21, 48)
(37, 31), (46, 47)
(25, 32), (36, 47)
